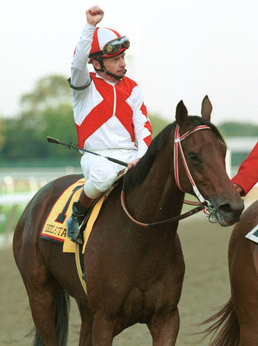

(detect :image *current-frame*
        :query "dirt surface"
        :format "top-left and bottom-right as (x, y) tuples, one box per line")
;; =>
(0, 215), (234, 345)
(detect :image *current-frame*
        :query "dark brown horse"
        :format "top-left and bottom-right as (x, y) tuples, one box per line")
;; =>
(13, 96), (244, 346)
(202, 199), (258, 346)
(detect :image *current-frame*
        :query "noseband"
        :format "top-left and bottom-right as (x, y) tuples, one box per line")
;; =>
(121, 124), (215, 228)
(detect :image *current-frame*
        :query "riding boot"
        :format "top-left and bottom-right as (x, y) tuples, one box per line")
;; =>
(67, 190), (95, 244)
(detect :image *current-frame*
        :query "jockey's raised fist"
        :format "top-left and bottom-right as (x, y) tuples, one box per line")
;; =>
(86, 6), (104, 26)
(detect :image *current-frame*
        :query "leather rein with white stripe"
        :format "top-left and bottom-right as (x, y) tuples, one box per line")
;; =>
(120, 124), (214, 228)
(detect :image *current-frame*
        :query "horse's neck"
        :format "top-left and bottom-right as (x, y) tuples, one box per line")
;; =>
(125, 146), (184, 226)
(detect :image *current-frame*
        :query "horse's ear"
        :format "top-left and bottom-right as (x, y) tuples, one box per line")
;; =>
(201, 95), (212, 121)
(175, 100), (188, 126)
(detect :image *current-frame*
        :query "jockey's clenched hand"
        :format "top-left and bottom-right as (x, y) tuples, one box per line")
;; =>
(86, 6), (104, 26)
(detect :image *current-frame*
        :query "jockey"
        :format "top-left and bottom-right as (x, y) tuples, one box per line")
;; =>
(67, 5), (152, 243)
(232, 141), (258, 196)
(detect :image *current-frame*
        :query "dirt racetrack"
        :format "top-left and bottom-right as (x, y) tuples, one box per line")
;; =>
(0, 215), (235, 345)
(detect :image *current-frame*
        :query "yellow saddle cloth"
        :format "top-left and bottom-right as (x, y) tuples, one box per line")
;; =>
(40, 178), (105, 254)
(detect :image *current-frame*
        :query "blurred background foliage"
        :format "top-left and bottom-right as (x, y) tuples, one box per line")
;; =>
(0, 74), (257, 168)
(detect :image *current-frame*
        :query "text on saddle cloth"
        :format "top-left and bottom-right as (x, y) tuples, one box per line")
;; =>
(40, 169), (127, 252)
(40, 178), (85, 244)
(40, 178), (105, 254)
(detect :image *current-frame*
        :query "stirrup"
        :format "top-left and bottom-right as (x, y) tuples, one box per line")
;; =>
(67, 217), (84, 245)
(67, 227), (84, 244)
(69, 229), (84, 245)
(67, 200), (89, 244)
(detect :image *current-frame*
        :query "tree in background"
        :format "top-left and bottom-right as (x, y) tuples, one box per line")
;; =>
(149, 115), (169, 138)
(0, 74), (79, 167)
(0, 118), (5, 151)
(219, 121), (258, 137)
(20, 75), (72, 112)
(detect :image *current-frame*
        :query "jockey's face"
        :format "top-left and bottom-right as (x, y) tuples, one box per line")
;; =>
(103, 52), (126, 76)
(93, 52), (126, 82)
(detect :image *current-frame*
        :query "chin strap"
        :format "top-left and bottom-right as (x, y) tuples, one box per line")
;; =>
(105, 68), (127, 80)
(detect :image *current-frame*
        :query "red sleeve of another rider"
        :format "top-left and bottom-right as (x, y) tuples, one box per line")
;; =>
(231, 142), (258, 196)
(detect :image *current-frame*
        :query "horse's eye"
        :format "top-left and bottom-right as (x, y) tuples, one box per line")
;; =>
(187, 152), (199, 161)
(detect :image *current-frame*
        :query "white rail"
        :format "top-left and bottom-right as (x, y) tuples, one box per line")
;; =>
(0, 193), (34, 206)
(0, 193), (34, 249)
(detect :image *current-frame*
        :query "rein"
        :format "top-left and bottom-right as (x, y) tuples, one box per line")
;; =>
(120, 124), (214, 228)
(120, 191), (203, 228)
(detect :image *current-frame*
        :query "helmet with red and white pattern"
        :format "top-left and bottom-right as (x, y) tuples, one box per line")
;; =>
(89, 27), (130, 61)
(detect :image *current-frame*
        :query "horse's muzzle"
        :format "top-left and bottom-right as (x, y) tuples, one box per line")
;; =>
(213, 198), (245, 227)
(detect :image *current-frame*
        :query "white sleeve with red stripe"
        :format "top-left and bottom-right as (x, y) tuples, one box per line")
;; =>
(131, 86), (153, 158)
(70, 23), (96, 90)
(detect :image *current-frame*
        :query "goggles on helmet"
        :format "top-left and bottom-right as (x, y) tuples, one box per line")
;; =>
(89, 36), (130, 59)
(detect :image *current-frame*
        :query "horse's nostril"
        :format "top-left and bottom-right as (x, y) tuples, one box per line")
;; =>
(219, 204), (234, 214)
(218, 203), (243, 216)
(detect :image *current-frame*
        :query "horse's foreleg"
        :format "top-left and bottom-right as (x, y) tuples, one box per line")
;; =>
(147, 308), (180, 346)
(92, 312), (116, 346)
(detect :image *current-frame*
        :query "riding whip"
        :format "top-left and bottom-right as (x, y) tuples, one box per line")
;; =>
(46, 136), (128, 167)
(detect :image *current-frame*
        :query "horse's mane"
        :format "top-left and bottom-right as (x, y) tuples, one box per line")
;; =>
(123, 122), (174, 189)
(123, 116), (225, 190)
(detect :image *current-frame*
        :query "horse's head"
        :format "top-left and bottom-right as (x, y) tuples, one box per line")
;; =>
(174, 96), (244, 226)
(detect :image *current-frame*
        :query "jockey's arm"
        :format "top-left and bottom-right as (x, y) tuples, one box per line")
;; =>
(132, 86), (153, 159)
(70, 6), (104, 89)
(232, 142), (258, 196)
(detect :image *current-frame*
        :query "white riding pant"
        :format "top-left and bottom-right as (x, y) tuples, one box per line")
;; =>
(81, 149), (139, 199)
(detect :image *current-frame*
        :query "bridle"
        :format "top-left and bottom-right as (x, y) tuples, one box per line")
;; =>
(121, 123), (216, 228)
(174, 124), (211, 205)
